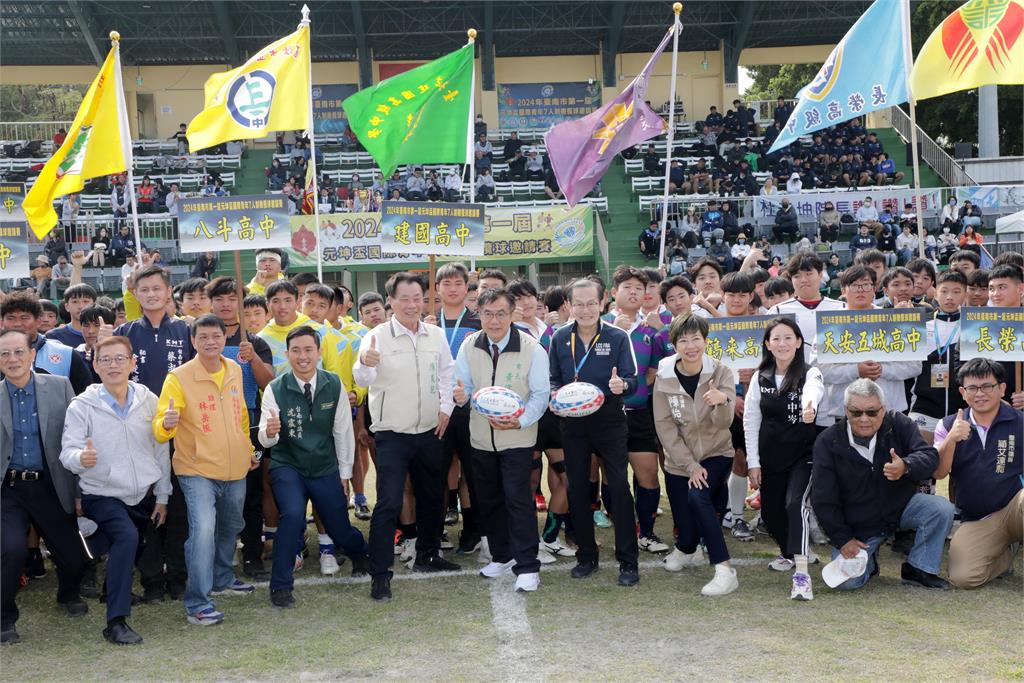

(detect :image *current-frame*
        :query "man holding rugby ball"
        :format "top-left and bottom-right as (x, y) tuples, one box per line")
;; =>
(453, 289), (551, 593)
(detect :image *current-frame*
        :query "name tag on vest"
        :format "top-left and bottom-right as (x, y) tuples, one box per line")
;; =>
(320, 401), (336, 410)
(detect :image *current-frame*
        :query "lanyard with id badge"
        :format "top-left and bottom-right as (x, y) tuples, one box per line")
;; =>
(931, 319), (958, 389)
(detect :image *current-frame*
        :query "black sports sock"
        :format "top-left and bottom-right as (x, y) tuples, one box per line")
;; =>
(447, 489), (459, 510)
(542, 512), (562, 543)
(399, 523), (417, 540)
(589, 481), (599, 509)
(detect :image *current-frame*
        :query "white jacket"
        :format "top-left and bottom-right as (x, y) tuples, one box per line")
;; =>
(60, 382), (172, 505)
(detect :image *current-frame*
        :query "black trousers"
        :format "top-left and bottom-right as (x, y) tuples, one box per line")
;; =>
(368, 429), (446, 577)
(1, 474), (85, 629)
(442, 408), (480, 539)
(471, 446), (540, 574)
(241, 425), (266, 564)
(560, 404), (639, 566)
(137, 471), (188, 592)
(760, 460), (813, 559)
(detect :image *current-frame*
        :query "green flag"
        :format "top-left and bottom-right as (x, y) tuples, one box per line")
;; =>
(343, 44), (473, 178)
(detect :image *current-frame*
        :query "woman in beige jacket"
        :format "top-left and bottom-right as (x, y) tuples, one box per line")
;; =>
(652, 314), (738, 596)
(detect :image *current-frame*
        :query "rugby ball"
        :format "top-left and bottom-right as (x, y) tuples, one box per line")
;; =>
(471, 386), (526, 420)
(550, 381), (604, 417)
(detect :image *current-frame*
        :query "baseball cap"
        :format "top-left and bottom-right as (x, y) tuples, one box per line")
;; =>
(822, 549), (869, 588)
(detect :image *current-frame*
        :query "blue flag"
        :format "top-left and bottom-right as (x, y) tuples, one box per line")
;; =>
(769, 0), (909, 153)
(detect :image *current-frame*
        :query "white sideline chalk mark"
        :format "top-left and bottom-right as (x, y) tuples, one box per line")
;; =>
(488, 577), (540, 683)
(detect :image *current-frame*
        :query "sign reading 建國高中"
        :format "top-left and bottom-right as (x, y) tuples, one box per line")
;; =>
(380, 200), (484, 256)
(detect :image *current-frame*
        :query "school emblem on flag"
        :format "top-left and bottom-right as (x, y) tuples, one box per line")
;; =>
(941, 0), (1023, 76)
(56, 126), (92, 179)
(226, 71), (277, 129)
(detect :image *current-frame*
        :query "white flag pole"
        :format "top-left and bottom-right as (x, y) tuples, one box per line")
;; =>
(110, 31), (144, 271)
(300, 5), (324, 281)
(467, 29), (478, 270)
(657, 4), (682, 268)
(899, 0), (926, 259)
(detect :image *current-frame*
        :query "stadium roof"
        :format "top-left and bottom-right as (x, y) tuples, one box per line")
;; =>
(2, 0), (871, 67)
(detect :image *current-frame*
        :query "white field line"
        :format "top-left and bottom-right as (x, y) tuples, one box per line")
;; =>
(488, 576), (540, 683)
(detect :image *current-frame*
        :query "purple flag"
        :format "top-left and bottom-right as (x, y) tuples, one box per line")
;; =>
(544, 25), (675, 207)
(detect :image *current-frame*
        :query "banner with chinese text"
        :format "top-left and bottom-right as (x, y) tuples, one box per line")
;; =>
(754, 188), (942, 226)
(704, 314), (795, 370)
(178, 195), (291, 254)
(816, 308), (928, 364)
(483, 203), (593, 260)
(380, 200), (484, 256)
(498, 82), (602, 130)
(0, 183), (29, 280)
(286, 212), (421, 268)
(312, 84), (359, 134)
(959, 307), (1024, 362)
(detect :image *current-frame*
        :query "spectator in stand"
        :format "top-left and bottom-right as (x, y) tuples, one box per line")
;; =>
(700, 200), (723, 239)
(959, 200), (983, 228)
(508, 149), (527, 181)
(697, 125), (718, 156)
(786, 172), (802, 194)
(44, 230), (69, 267)
(543, 168), (563, 201)
(61, 193), (80, 241)
(110, 181), (132, 230)
(349, 172), (364, 193)
(317, 188), (336, 214)
(687, 159), (712, 195)
(818, 202), (841, 244)
(899, 202), (917, 231)
(474, 133), (494, 171)
(731, 233), (751, 264)
(152, 179), (168, 213)
(864, 131), (884, 158)
(474, 114), (487, 139)
(732, 100), (758, 136)
(707, 229), (733, 272)
(668, 160), (686, 194)
(941, 198), (961, 232)
(773, 97), (793, 128)
(761, 177), (778, 196)
(267, 159), (287, 190)
(855, 196), (884, 236)
(91, 227), (111, 270)
(406, 167), (427, 201)
(773, 198), (799, 243)
(642, 144), (661, 176)
(877, 226), (898, 267)
(426, 171), (444, 202)
(735, 170), (758, 197)
(959, 224), (984, 254)
(137, 177), (155, 214)
(370, 171), (386, 196)
(705, 105), (723, 129)
(53, 127), (67, 146)
(849, 224), (877, 259)
(52, 255), (74, 284)
(676, 207), (700, 248)
(720, 201), (740, 242)
(476, 168), (495, 201)
(762, 121), (781, 149)
(385, 171), (405, 198)
(936, 224), (959, 263)
(525, 151), (545, 181)
(169, 123), (188, 154)
(502, 132), (523, 161)
(443, 167), (463, 202)
(874, 153), (904, 185)
(895, 224), (918, 264)
(639, 220), (661, 261)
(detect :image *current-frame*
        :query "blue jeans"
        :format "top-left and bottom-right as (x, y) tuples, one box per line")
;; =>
(177, 475), (246, 615)
(664, 456), (733, 565)
(269, 466), (367, 591)
(830, 492), (954, 591)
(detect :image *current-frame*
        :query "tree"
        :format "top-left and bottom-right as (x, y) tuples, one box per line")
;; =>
(743, 63), (821, 102)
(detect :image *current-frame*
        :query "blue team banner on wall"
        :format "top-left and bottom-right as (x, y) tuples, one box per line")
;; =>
(498, 82), (602, 130)
(312, 84), (359, 134)
(380, 200), (485, 256)
(959, 307), (1024, 362)
(816, 308), (928, 364)
(178, 195), (291, 254)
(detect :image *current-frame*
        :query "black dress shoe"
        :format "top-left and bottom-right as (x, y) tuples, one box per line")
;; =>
(60, 598), (89, 617)
(25, 549), (46, 580)
(270, 589), (295, 609)
(901, 562), (950, 590)
(412, 554), (460, 572)
(103, 620), (143, 645)
(243, 560), (270, 581)
(571, 560), (599, 579)
(166, 583), (185, 601)
(1, 627), (20, 645)
(350, 555), (369, 577)
(370, 576), (392, 602)
(618, 563), (640, 587)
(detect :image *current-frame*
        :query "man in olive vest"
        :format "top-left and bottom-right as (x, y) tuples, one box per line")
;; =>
(453, 289), (550, 593)
(258, 326), (369, 608)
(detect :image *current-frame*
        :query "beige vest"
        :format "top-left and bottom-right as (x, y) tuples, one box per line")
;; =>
(366, 318), (446, 434)
(465, 328), (538, 452)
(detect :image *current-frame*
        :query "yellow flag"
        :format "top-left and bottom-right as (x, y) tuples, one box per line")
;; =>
(910, 0), (1024, 101)
(187, 26), (311, 152)
(22, 47), (127, 239)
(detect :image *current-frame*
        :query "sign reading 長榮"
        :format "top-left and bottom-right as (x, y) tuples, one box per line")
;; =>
(380, 200), (484, 256)
(178, 195), (291, 254)
(705, 314), (795, 370)
(959, 307), (1024, 362)
(0, 183), (30, 280)
(816, 308), (928, 364)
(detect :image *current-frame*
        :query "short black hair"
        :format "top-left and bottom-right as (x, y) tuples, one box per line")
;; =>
(477, 288), (516, 310)
(507, 279), (539, 300)
(612, 264), (650, 288)
(966, 269), (990, 288)
(357, 291), (385, 311)
(134, 264), (171, 287)
(584, 273), (606, 301)
(478, 269), (508, 285)
(764, 276), (795, 300)
(853, 249), (886, 267)
(266, 280), (299, 300)
(992, 251), (1024, 270)
(840, 264), (876, 288)
(905, 258), (936, 285)
(0, 291), (41, 319)
(543, 285), (566, 312)
(286, 325), (320, 349)
(881, 267), (914, 289)
(290, 272), (320, 288)
(304, 284), (335, 304)
(659, 276), (694, 302)
(688, 257), (723, 280)
(720, 271), (755, 294)
(80, 305), (114, 326)
(641, 267), (663, 285)
(63, 283), (97, 303)
(190, 313), (226, 336)
(950, 249), (981, 267)
(336, 285), (354, 306)
(668, 313), (709, 344)
(207, 276), (242, 299)
(435, 262), (469, 285)
(936, 270), (967, 287)
(748, 268), (771, 286)
(39, 299), (60, 316)
(385, 272), (426, 297)
(988, 264), (1023, 284)
(179, 277), (209, 296)
(243, 294), (268, 311)
(957, 358), (1005, 385)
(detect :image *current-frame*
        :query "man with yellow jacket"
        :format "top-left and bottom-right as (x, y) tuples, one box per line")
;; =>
(153, 314), (260, 627)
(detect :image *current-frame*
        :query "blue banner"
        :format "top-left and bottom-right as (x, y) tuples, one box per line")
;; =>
(498, 82), (602, 130)
(0, 183), (29, 281)
(959, 307), (1024, 362)
(312, 84), (359, 135)
(178, 195), (292, 254)
(380, 200), (485, 256)
(816, 308), (928, 364)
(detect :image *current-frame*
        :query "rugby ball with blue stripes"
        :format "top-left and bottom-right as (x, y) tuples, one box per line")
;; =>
(550, 381), (604, 417)
(472, 386), (526, 420)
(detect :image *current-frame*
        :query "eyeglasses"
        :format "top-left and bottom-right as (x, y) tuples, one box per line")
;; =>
(480, 311), (510, 321)
(570, 301), (602, 310)
(847, 408), (882, 418)
(96, 354), (132, 366)
(0, 348), (29, 360)
(847, 283), (874, 292)
(962, 383), (1000, 395)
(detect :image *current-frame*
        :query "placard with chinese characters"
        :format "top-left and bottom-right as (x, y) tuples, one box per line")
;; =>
(286, 212), (423, 268)
(177, 195), (291, 254)
(816, 308), (928, 364)
(704, 314), (796, 370)
(0, 183), (29, 280)
(959, 307), (1024, 362)
(380, 201), (484, 256)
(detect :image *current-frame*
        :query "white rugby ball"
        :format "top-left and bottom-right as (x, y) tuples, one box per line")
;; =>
(550, 381), (604, 417)
(471, 386), (526, 420)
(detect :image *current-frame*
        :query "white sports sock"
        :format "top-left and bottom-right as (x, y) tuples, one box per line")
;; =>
(728, 474), (747, 518)
(318, 533), (333, 546)
(795, 554), (809, 575)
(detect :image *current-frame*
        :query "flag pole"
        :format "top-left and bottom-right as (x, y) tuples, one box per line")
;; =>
(899, 0), (926, 259)
(300, 4), (324, 282)
(657, 3), (682, 268)
(467, 28), (478, 272)
(110, 31), (144, 273)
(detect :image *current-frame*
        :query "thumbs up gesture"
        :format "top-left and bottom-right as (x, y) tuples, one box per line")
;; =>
(453, 379), (468, 406)
(883, 447), (907, 481)
(949, 408), (971, 443)
(80, 438), (97, 468)
(361, 335), (381, 368)
(265, 407), (281, 438)
(802, 398), (816, 424)
(162, 397), (180, 430)
(703, 384), (728, 407)
(97, 322), (114, 343)
(608, 366), (625, 395)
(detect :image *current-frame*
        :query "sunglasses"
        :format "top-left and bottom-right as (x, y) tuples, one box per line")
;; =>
(847, 408), (882, 418)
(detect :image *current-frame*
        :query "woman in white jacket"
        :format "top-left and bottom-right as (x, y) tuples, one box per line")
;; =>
(60, 336), (171, 646)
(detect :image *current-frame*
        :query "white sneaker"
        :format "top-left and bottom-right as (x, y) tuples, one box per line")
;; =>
(319, 552), (340, 576)
(808, 550), (821, 565)
(399, 538), (417, 563)
(768, 555), (795, 572)
(663, 547), (705, 572)
(701, 564), (739, 596)
(540, 538), (576, 557)
(537, 547), (556, 564)
(515, 572), (540, 593)
(790, 572), (814, 601)
(294, 554), (303, 571)
(479, 560), (515, 578)
(639, 534), (671, 553)
(477, 537), (492, 564)
(721, 511), (736, 529)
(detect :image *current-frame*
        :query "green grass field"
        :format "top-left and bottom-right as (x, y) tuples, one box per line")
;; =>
(2, 503), (1021, 682)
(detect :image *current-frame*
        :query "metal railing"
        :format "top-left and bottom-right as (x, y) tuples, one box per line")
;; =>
(889, 106), (976, 187)
(0, 120), (72, 145)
